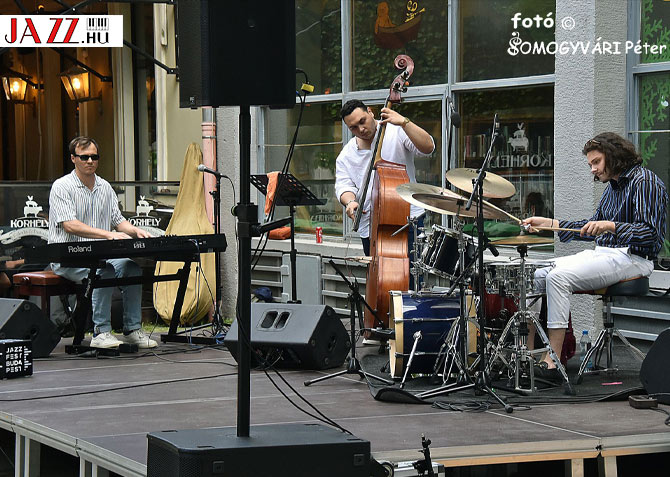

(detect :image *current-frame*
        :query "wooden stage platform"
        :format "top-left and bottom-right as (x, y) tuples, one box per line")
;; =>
(0, 339), (669, 476)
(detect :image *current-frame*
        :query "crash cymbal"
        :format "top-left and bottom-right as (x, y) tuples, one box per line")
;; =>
(492, 234), (554, 245)
(446, 168), (516, 199)
(396, 183), (510, 220)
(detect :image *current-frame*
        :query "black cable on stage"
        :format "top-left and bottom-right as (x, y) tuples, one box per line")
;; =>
(0, 371), (237, 402)
(232, 293), (352, 435)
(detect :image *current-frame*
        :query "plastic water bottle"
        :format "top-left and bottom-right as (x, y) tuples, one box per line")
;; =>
(579, 330), (593, 370)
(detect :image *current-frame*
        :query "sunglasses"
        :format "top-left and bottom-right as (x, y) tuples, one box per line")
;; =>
(584, 139), (601, 148)
(75, 154), (100, 161)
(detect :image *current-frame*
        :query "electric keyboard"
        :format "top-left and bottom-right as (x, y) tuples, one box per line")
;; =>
(25, 233), (227, 265)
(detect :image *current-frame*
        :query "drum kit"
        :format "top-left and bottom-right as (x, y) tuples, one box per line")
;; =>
(370, 167), (573, 397)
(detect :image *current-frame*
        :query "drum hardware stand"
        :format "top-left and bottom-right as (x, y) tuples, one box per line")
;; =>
(429, 220), (474, 387)
(304, 260), (393, 387)
(486, 244), (575, 395)
(399, 331), (422, 388)
(462, 114), (512, 413)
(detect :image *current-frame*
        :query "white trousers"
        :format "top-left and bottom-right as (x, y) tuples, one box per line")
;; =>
(528, 247), (654, 329)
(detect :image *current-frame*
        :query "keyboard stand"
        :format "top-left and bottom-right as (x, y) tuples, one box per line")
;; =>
(63, 254), (219, 352)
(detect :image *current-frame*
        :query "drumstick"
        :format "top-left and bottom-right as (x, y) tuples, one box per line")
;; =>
(533, 226), (583, 233)
(528, 225), (612, 236)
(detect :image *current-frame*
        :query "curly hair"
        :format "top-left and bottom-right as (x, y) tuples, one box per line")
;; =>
(582, 132), (642, 179)
(340, 99), (368, 120)
(68, 136), (99, 155)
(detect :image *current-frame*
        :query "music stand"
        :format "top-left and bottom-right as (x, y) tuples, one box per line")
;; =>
(250, 173), (325, 303)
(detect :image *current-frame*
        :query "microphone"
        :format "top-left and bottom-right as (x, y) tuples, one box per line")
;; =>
(197, 164), (228, 179)
(487, 242), (500, 257)
(492, 113), (504, 148)
(447, 97), (461, 128)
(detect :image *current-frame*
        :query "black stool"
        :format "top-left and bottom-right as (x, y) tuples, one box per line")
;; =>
(575, 276), (648, 383)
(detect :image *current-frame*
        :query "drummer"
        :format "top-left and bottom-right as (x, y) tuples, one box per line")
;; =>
(523, 132), (668, 381)
(335, 99), (435, 256)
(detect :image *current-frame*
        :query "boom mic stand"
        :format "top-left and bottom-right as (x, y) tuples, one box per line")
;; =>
(304, 260), (393, 387)
(464, 114), (513, 413)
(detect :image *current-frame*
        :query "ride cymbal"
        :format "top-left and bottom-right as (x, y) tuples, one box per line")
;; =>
(396, 183), (510, 220)
(492, 235), (554, 245)
(446, 168), (516, 199)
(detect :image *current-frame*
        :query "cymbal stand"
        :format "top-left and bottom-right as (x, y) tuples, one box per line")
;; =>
(486, 245), (574, 395)
(304, 260), (393, 387)
(463, 115), (512, 412)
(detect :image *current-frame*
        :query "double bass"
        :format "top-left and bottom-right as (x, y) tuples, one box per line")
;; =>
(352, 55), (414, 335)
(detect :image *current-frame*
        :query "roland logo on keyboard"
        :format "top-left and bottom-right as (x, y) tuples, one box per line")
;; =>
(67, 244), (92, 254)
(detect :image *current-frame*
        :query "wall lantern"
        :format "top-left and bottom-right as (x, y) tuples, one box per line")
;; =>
(1, 69), (40, 104)
(2, 75), (28, 102)
(60, 65), (98, 102)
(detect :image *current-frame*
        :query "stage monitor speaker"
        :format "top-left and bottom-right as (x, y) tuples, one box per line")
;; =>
(177, 0), (296, 108)
(224, 304), (349, 370)
(640, 328), (670, 404)
(0, 299), (60, 358)
(147, 423), (371, 477)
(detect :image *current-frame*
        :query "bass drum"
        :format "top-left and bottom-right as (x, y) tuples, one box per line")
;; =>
(388, 291), (460, 378)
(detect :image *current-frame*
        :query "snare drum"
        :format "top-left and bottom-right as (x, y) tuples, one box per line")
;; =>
(483, 262), (542, 295)
(421, 226), (474, 279)
(388, 291), (460, 378)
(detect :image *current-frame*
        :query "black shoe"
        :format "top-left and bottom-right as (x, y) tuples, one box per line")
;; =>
(533, 362), (563, 384)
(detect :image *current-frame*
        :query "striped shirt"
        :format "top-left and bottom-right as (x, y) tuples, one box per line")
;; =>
(48, 170), (125, 244)
(558, 165), (668, 259)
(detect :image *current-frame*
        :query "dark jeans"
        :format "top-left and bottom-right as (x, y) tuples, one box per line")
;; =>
(360, 216), (424, 289)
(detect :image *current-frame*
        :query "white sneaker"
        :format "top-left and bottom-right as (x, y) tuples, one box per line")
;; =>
(124, 329), (158, 349)
(90, 331), (122, 349)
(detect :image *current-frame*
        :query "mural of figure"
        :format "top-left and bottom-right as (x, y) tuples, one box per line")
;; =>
(375, 1), (395, 34)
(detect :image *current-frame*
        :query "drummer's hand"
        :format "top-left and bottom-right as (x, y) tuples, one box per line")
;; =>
(521, 216), (554, 233)
(580, 220), (614, 237)
(379, 107), (406, 126)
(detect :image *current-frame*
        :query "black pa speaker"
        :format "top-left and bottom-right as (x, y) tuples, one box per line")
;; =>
(177, 0), (296, 108)
(640, 328), (670, 404)
(147, 423), (371, 477)
(0, 299), (60, 358)
(224, 304), (349, 370)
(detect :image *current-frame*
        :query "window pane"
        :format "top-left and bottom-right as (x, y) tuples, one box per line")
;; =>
(641, 0), (670, 64)
(296, 0), (342, 94)
(264, 102), (342, 235)
(352, 0), (448, 90)
(459, 0), (555, 81)
(457, 86), (554, 229)
(639, 73), (670, 258)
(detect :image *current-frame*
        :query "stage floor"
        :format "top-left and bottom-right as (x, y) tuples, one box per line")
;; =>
(0, 338), (669, 476)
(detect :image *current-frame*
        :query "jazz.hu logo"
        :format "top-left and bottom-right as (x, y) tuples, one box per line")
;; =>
(0, 15), (123, 47)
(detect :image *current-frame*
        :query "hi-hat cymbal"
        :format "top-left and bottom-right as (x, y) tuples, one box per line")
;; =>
(446, 168), (516, 199)
(396, 183), (510, 220)
(492, 235), (554, 245)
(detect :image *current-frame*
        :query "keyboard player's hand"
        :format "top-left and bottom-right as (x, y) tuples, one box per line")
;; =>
(109, 231), (133, 240)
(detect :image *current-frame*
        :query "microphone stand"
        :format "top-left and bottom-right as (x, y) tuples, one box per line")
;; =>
(304, 260), (393, 387)
(210, 174), (224, 331)
(464, 114), (513, 413)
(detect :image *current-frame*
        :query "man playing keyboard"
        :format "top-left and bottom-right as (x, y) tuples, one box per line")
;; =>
(48, 136), (158, 349)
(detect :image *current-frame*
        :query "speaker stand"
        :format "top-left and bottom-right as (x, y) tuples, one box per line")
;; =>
(304, 260), (392, 387)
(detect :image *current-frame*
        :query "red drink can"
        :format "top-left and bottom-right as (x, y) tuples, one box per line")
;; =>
(315, 226), (323, 243)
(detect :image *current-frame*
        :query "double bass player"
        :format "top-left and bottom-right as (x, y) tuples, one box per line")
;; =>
(335, 99), (435, 256)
